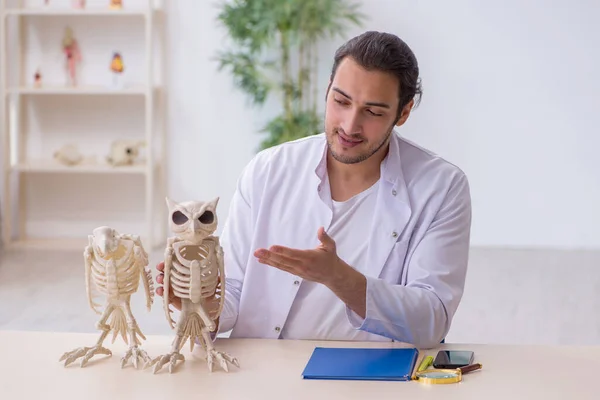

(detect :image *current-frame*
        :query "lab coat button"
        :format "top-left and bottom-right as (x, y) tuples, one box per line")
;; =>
(391, 231), (398, 238)
(392, 189), (397, 196)
(294, 280), (300, 285)
(274, 326), (281, 332)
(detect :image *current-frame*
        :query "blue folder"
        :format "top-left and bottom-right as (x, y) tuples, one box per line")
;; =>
(301, 347), (419, 381)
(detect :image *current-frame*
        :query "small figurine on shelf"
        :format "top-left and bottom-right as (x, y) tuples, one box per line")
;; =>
(54, 144), (84, 166)
(110, 52), (124, 89)
(106, 140), (145, 167)
(72, 0), (86, 9)
(62, 27), (82, 87)
(34, 69), (42, 88)
(109, 0), (122, 10)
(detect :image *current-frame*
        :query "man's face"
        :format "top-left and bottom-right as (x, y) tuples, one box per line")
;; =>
(324, 56), (411, 164)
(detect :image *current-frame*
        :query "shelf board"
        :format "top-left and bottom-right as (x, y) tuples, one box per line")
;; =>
(3, 7), (150, 17)
(6, 85), (147, 95)
(11, 160), (147, 174)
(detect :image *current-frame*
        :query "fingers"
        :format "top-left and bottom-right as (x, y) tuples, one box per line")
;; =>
(155, 262), (164, 294)
(267, 245), (306, 260)
(155, 282), (182, 310)
(255, 248), (298, 272)
(170, 296), (182, 310)
(317, 227), (336, 250)
(257, 258), (292, 273)
(152, 262), (182, 311)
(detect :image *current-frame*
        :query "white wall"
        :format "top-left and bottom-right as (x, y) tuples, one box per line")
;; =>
(2, 0), (599, 249)
(163, 0), (600, 250)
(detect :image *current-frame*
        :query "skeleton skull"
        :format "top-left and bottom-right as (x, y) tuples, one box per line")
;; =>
(166, 197), (219, 243)
(92, 226), (119, 256)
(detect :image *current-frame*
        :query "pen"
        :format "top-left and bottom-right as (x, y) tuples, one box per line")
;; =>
(417, 356), (433, 372)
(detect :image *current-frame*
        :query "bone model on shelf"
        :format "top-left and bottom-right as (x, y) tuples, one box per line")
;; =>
(106, 139), (145, 167)
(53, 144), (83, 166)
(147, 197), (239, 374)
(59, 226), (154, 369)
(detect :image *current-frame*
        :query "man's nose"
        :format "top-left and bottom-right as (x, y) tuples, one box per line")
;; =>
(341, 109), (362, 134)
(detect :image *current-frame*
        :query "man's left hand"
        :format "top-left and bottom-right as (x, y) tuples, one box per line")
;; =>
(253, 227), (342, 285)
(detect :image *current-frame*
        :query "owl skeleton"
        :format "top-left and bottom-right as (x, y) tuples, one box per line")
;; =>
(59, 226), (154, 369)
(148, 197), (239, 374)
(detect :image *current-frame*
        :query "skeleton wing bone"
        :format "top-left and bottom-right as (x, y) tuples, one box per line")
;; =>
(84, 237), (102, 315)
(162, 237), (177, 329)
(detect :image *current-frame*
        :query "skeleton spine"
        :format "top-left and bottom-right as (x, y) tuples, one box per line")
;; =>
(107, 259), (119, 299)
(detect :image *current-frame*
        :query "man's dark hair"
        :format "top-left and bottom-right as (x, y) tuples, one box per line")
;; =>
(329, 31), (423, 120)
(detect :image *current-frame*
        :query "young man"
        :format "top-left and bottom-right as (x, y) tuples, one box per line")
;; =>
(156, 31), (471, 349)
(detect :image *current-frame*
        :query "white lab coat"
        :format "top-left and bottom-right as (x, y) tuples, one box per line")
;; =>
(217, 131), (471, 348)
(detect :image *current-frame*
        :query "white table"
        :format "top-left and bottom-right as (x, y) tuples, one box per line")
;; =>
(0, 330), (596, 399)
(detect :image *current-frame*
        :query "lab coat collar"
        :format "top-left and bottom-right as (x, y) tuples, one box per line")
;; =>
(313, 131), (412, 279)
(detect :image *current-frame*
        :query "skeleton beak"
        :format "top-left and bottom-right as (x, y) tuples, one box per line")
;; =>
(192, 218), (201, 232)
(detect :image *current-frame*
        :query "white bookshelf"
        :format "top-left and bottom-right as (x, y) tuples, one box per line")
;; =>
(7, 84), (148, 94)
(4, 6), (149, 16)
(0, 0), (166, 250)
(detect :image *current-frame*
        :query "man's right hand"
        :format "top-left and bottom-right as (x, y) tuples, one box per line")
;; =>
(155, 262), (182, 311)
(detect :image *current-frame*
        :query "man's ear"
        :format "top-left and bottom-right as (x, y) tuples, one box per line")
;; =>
(395, 99), (415, 127)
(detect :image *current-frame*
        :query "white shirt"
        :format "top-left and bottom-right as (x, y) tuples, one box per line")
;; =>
(217, 131), (472, 349)
(281, 179), (381, 340)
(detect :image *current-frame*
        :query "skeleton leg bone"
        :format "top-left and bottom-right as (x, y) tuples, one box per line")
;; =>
(120, 301), (151, 369)
(59, 305), (114, 367)
(196, 301), (216, 332)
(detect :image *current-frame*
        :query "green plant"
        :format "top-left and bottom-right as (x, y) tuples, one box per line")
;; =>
(215, 0), (365, 151)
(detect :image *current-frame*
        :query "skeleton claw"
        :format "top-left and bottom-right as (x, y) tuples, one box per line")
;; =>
(59, 345), (112, 367)
(147, 352), (185, 374)
(121, 345), (151, 369)
(206, 349), (240, 373)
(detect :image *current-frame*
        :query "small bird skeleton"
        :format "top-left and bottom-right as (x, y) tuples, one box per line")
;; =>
(59, 226), (154, 368)
(148, 197), (239, 374)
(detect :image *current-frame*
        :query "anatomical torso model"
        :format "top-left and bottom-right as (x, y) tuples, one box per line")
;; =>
(148, 197), (239, 374)
(62, 27), (81, 87)
(59, 227), (154, 368)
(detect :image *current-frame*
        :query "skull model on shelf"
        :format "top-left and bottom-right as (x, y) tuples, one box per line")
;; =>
(106, 140), (145, 167)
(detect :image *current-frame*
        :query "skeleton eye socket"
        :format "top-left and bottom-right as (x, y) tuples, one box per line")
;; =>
(172, 211), (188, 225)
(199, 211), (214, 224)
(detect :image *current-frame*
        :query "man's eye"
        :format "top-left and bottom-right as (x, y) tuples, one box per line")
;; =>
(368, 110), (383, 117)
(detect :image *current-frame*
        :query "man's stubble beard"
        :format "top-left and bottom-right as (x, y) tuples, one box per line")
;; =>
(325, 124), (395, 165)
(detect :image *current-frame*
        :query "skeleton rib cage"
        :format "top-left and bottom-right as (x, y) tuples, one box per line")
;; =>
(89, 238), (144, 300)
(164, 238), (224, 325)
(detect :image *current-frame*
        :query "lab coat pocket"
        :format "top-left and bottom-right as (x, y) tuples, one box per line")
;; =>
(379, 238), (410, 283)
